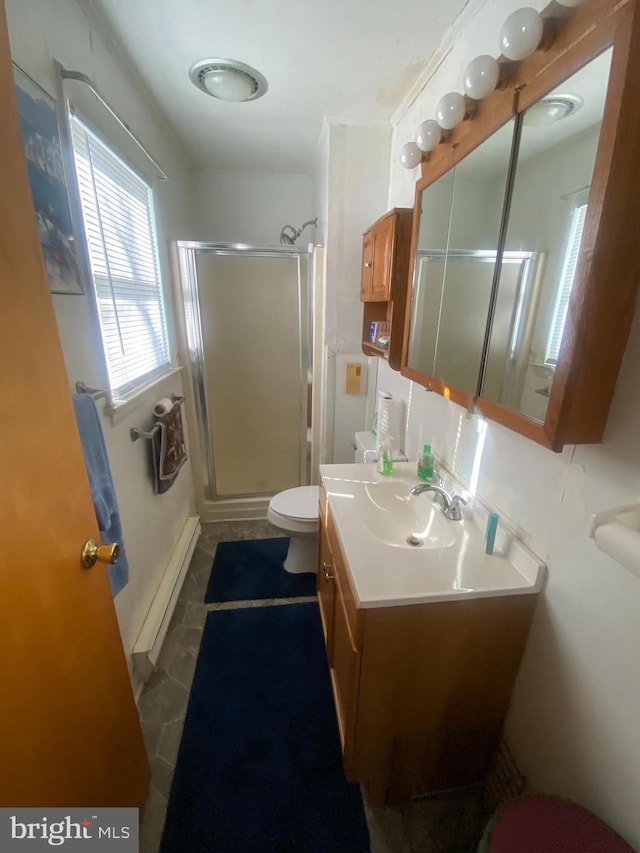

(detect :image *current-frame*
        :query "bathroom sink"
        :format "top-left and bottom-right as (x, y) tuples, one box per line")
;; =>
(320, 462), (546, 607)
(353, 480), (458, 549)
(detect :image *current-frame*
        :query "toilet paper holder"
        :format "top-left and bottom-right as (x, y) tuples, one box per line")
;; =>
(130, 394), (184, 442)
(588, 503), (640, 580)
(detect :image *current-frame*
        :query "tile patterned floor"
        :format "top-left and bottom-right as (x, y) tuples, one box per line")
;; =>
(138, 520), (487, 852)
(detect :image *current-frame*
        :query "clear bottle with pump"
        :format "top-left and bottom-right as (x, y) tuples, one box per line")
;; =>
(377, 437), (394, 476)
(417, 444), (434, 482)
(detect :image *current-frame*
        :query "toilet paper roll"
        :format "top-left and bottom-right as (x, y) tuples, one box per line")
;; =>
(594, 521), (640, 580)
(376, 398), (405, 453)
(372, 390), (392, 435)
(153, 397), (174, 417)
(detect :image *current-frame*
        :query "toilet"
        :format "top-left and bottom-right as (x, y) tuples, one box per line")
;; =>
(268, 432), (408, 574)
(266, 485), (319, 574)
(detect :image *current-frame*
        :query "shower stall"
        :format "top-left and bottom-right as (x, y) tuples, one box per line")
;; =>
(174, 242), (315, 513)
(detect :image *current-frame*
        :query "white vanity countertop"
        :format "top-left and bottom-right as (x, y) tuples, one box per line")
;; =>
(320, 462), (545, 608)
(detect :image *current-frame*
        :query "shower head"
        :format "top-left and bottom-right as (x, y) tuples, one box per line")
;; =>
(279, 226), (297, 245)
(279, 218), (318, 245)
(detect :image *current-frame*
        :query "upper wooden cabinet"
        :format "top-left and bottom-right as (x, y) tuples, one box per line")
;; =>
(360, 208), (412, 370)
(401, 0), (640, 451)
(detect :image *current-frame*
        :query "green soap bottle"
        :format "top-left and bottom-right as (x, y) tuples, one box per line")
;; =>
(417, 444), (434, 482)
(377, 437), (394, 477)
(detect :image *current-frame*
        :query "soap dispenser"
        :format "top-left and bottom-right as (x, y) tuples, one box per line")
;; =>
(417, 445), (434, 482)
(377, 437), (394, 477)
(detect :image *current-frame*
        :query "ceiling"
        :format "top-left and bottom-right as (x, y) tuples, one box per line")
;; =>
(88, 0), (468, 174)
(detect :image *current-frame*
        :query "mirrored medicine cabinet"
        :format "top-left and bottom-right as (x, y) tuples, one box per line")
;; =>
(401, 0), (640, 451)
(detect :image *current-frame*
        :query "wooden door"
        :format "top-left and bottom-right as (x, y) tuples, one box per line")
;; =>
(0, 1), (149, 808)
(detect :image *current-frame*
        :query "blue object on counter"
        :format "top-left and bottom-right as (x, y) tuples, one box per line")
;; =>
(485, 512), (499, 556)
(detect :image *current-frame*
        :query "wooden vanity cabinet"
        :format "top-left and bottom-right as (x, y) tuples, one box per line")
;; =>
(317, 495), (538, 807)
(360, 208), (412, 370)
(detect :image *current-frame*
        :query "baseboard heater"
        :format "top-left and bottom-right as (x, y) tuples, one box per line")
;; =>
(132, 514), (201, 682)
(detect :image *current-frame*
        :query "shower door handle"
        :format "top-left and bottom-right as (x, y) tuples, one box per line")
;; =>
(81, 539), (120, 569)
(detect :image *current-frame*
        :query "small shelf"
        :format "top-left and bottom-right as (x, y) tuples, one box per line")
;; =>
(362, 341), (389, 359)
(588, 504), (640, 580)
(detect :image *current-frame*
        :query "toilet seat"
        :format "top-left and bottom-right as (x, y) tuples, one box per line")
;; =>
(269, 486), (319, 523)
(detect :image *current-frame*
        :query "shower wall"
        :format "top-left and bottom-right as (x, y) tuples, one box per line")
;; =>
(177, 244), (311, 503)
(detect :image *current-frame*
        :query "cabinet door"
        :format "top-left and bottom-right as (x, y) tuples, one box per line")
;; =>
(317, 520), (335, 666)
(332, 586), (360, 772)
(370, 223), (393, 301)
(361, 230), (374, 299)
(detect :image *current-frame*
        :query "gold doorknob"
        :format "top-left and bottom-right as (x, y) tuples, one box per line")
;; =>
(81, 539), (120, 569)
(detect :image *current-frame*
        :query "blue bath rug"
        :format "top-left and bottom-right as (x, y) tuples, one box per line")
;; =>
(160, 602), (370, 852)
(204, 537), (316, 603)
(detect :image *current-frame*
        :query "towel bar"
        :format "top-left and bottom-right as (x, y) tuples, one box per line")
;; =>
(75, 381), (106, 400)
(130, 395), (185, 442)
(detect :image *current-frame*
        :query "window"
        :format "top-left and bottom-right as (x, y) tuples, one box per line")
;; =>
(545, 199), (588, 365)
(70, 116), (170, 399)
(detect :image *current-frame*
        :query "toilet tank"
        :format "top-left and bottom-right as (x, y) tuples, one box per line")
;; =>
(354, 431), (377, 463)
(354, 431), (407, 463)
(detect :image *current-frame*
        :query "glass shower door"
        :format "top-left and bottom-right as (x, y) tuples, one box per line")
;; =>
(182, 246), (310, 499)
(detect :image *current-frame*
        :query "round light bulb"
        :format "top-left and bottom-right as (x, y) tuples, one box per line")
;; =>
(399, 141), (422, 170)
(202, 68), (255, 101)
(555, 0), (584, 6)
(499, 7), (544, 61)
(415, 119), (442, 152)
(463, 55), (500, 100)
(435, 92), (466, 131)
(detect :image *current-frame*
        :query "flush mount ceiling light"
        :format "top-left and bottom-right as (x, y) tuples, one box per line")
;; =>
(524, 94), (583, 126)
(189, 58), (268, 102)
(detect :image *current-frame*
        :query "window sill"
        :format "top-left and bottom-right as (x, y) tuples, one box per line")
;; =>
(105, 366), (184, 427)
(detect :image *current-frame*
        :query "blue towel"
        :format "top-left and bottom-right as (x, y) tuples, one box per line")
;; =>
(72, 394), (129, 597)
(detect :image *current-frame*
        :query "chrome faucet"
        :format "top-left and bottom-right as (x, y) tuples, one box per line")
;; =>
(410, 482), (467, 521)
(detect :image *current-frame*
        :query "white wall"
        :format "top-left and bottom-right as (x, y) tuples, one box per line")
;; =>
(315, 121), (391, 461)
(191, 169), (313, 244)
(384, 0), (640, 846)
(313, 120), (330, 248)
(6, 0), (197, 678)
(324, 122), (392, 346)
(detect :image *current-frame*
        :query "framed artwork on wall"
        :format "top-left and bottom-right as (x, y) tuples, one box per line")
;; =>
(13, 64), (85, 295)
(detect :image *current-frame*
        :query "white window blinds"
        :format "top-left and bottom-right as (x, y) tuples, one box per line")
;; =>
(70, 116), (170, 398)
(545, 202), (588, 365)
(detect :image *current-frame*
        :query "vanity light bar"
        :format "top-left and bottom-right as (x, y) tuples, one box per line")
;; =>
(400, 1), (586, 170)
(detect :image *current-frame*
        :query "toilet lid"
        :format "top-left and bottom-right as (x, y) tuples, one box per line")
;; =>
(270, 486), (319, 522)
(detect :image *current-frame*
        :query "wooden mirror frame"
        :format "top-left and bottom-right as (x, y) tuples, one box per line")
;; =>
(401, 0), (640, 451)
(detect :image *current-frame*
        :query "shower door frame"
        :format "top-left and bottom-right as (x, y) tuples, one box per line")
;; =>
(175, 241), (313, 504)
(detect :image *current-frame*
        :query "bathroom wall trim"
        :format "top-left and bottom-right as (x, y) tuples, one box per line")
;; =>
(200, 497), (270, 523)
(132, 514), (201, 687)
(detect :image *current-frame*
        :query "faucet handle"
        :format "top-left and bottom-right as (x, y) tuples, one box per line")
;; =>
(432, 465), (444, 486)
(448, 492), (467, 521)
